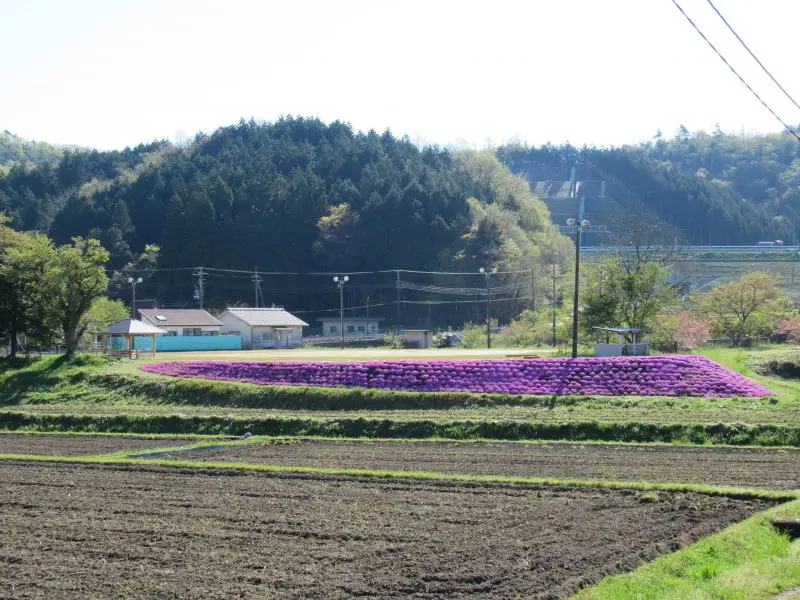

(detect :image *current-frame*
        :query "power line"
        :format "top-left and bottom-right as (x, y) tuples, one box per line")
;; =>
(704, 0), (800, 114)
(669, 0), (800, 143)
(291, 302), (391, 314)
(398, 296), (534, 306)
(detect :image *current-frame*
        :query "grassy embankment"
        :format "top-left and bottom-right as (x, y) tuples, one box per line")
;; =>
(573, 499), (800, 599)
(0, 348), (798, 444)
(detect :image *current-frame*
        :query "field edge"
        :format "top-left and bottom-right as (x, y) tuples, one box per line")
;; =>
(572, 499), (800, 600)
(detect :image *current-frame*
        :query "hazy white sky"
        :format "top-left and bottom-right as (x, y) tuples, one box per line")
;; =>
(2, 0), (799, 150)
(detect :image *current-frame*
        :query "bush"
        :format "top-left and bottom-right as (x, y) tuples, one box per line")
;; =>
(460, 322), (487, 348)
(2, 409), (799, 446)
(750, 351), (800, 379)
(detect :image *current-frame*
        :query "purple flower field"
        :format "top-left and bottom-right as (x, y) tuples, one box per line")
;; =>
(141, 355), (771, 397)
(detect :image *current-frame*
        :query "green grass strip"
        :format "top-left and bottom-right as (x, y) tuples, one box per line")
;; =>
(0, 452), (795, 502)
(0, 429), (226, 440)
(572, 499), (800, 599)
(2, 409), (800, 446)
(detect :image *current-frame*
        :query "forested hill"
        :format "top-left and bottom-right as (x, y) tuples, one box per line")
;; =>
(498, 129), (800, 245)
(0, 131), (67, 174)
(0, 118), (567, 309)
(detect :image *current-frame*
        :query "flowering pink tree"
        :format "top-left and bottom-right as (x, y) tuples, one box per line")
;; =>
(675, 311), (711, 350)
(775, 315), (800, 344)
(655, 310), (711, 351)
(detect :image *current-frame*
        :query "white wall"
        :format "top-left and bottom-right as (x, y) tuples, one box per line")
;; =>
(251, 326), (303, 348)
(219, 313), (252, 348)
(320, 319), (380, 336)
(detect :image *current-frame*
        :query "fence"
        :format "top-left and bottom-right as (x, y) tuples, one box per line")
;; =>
(133, 335), (242, 352)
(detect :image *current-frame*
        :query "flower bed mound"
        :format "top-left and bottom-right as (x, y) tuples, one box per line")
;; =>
(141, 355), (771, 398)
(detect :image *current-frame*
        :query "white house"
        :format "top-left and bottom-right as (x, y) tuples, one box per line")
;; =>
(317, 317), (384, 337)
(218, 308), (309, 349)
(138, 309), (223, 337)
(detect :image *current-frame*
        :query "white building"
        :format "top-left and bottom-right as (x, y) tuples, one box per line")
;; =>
(218, 308), (309, 349)
(317, 317), (384, 337)
(138, 309), (223, 337)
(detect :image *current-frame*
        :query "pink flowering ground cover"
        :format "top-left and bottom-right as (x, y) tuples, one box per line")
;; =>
(140, 355), (771, 397)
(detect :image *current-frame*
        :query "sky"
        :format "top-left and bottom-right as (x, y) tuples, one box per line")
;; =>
(2, 0), (800, 150)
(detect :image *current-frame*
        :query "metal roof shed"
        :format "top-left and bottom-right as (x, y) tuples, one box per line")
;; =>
(100, 318), (167, 359)
(592, 327), (649, 357)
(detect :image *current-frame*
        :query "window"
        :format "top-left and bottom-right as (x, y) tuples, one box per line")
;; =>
(183, 328), (202, 336)
(155, 315), (168, 322)
(329, 326), (338, 334)
(357, 326), (365, 333)
(167, 331), (178, 337)
(347, 325), (356, 333)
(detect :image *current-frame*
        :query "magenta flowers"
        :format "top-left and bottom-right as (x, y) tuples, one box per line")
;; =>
(141, 355), (771, 397)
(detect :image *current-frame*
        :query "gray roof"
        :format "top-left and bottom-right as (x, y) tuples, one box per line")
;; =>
(102, 318), (167, 335)
(139, 309), (222, 327)
(593, 327), (642, 334)
(223, 308), (309, 327)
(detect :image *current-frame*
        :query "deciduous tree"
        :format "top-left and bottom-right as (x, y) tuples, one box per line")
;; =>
(696, 271), (791, 344)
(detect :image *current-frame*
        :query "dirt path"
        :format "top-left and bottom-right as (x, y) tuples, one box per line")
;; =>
(0, 461), (773, 599)
(172, 439), (800, 490)
(0, 433), (199, 456)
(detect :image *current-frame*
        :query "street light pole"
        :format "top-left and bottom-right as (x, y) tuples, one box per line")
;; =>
(479, 267), (496, 349)
(127, 277), (142, 319)
(566, 217), (590, 358)
(334, 275), (349, 349)
(551, 263), (557, 347)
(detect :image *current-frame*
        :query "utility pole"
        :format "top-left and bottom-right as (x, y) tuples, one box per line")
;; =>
(566, 216), (590, 359)
(395, 271), (401, 335)
(479, 267), (496, 348)
(427, 297), (432, 331)
(127, 277), (143, 319)
(551, 264), (557, 347)
(252, 267), (262, 308)
(530, 267), (536, 312)
(334, 275), (349, 348)
(194, 267), (205, 310)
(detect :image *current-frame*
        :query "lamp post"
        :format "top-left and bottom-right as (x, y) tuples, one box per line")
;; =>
(333, 275), (349, 349)
(478, 267), (497, 348)
(127, 277), (143, 319)
(566, 218), (590, 358)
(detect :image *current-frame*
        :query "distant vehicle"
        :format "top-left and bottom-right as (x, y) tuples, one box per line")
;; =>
(756, 240), (784, 246)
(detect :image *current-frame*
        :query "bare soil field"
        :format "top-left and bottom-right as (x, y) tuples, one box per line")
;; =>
(0, 433), (199, 456)
(177, 439), (800, 490)
(0, 461), (773, 599)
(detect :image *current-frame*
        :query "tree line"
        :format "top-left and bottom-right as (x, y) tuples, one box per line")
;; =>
(0, 118), (571, 325)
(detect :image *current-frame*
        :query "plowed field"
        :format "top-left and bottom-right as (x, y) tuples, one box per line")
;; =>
(0, 461), (773, 599)
(173, 439), (800, 490)
(0, 433), (199, 456)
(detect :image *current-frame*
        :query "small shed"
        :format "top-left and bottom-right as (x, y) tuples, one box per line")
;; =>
(404, 329), (432, 349)
(593, 327), (650, 357)
(100, 318), (167, 358)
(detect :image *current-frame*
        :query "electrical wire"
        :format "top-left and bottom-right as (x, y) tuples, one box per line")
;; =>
(291, 302), (391, 314)
(397, 295), (534, 305)
(704, 0), (800, 114)
(670, 0), (800, 143)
